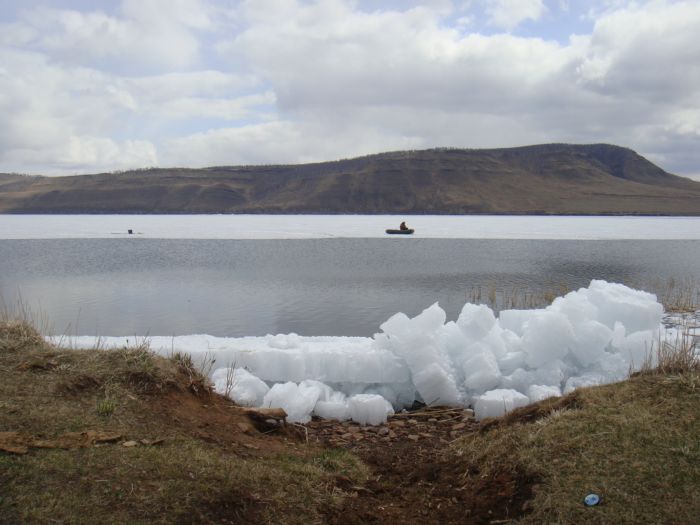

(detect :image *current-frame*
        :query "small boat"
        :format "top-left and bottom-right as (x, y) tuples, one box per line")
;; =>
(385, 229), (414, 235)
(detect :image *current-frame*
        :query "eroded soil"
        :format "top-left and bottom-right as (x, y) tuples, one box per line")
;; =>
(305, 407), (535, 525)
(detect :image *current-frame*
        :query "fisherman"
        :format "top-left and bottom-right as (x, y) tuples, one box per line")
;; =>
(399, 221), (409, 231)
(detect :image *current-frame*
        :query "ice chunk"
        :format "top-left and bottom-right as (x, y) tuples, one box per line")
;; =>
(620, 330), (657, 370)
(571, 320), (612, 367)
(549, 289), (598, 325)
(594, 352), (629, 381)
(499, 309), (543, 336)
(378, 303), (461, 406)
(299, 379), (334, 400)
(57, 280), (668, 424)
(314, 400), (350, 421)
(462, 352), (502, 392)
(417, 302), (448, 330)
(481, 326), (508, 359)
(212, 367), (269, 407)
(262, 381), (321, 423)
(309, 381), (351, 420)
(563, 373), (607, 394)
(474, 389), (530, 419)
(500, 368), (532, 393)
(379, 312), (412, 339)
(266, 333), (302, 349)
(522, 311), (575, 367)
(457, 303), (496, 341)
(347, 394), (394, 425)
(436, 321), (470, 362)
(531, 359), (566, 387)
(587, 280), (663, 333)
(497, 351), (526, 375)
(501, 328), (523, 353)
(527, 384), (562, 402)
(611, 321), (626, 348)
(412, 363), (462, 405)
(232, 337), (410, 384)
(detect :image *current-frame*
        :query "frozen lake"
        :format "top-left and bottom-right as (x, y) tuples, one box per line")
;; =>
(1, 215), (698, 337)
(1, 214), (700, 240)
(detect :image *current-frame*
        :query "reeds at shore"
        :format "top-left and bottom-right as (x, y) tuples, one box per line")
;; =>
(466, 277), (699, 313)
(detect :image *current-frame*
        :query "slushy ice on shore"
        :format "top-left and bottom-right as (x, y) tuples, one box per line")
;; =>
(57, 280), (680, 424)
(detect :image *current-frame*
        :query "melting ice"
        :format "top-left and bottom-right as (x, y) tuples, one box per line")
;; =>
(57, 281), (674, 424)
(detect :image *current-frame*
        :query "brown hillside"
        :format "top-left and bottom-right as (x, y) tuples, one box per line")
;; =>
(1, 144), (699, 215)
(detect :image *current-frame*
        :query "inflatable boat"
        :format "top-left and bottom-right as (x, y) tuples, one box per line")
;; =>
(385, 229), (414, 235)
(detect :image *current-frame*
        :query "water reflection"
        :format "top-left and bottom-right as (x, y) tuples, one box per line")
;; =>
(1, 239), (698, 337)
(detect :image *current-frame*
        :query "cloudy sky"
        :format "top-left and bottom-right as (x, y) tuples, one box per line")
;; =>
(1, 0), (699, 178)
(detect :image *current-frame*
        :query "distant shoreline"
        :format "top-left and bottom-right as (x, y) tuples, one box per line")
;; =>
(2, 211), (700, 217)
(2, 145), (699, 215)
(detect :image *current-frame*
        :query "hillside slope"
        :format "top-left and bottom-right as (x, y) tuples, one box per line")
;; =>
(1, 144), (699, 215)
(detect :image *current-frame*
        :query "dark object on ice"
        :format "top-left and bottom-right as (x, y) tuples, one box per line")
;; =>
(583, 493), (601, 506)
(386, 229), (414, 235)
(128, 229), (133, 235)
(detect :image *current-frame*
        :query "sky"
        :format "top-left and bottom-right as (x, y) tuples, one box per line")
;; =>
(0, 0), (699, 179)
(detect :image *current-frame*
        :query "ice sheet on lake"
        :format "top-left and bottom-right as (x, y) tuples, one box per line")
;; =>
(3, 214), (700, 240)
(55, 280), (690, 424)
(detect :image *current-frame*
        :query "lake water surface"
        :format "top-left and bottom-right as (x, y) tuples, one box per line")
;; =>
(1, 215), (699, 337)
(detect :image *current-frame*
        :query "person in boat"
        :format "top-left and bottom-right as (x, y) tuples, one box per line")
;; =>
(399, 221), (409, 231)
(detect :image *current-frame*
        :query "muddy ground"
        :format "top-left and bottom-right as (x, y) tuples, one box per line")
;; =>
(303, 407), (534, 525)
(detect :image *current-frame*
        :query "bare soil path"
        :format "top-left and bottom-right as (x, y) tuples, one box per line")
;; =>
(304, 407), (534, 525)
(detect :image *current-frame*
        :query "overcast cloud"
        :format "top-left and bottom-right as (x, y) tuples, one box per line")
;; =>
(0, 0), (698, 179)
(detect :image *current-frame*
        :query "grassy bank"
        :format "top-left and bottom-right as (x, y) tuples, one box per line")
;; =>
(0, 320), (367, 524)
(454, 330), (700, 524)
(1, 317), (698, 524)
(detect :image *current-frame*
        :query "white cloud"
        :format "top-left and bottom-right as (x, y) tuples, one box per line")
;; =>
(149, 91), (276, 120)
(164, 119), (423, 167)
(1, 0), (700, 179)
(222, 2), (569, 113)
(577, 1), (700, 100)
(122, 71), (270, 119)
(2, 135), (158, 175)
(0, 40), (267, 173)
(58, 137), (158, 172)
(126, 71), (261, 99)
(210, 0), (700, 174)
(0, 47), (158, 174)
(4, 0), (217, 72)
(484, 0), (546, 30)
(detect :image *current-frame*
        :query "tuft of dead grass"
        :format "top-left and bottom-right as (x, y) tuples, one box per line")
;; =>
(655, 276), (699, 313)
(169, 351), (214, 395)
(637, 325), (699, 377)
(0, 320), (45, 353)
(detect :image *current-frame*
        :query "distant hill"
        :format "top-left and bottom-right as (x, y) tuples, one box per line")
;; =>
(1, 144), (699, 215)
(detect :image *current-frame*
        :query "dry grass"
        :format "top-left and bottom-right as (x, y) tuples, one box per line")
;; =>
(467, 277), (700, 313)
(637, 325), (700, 377)
(1, 443), (366, 525)
(0, 320), (367, 524)
(652, 276), (700, 313)
(467, 284), (572, 311)
(453, 334), (700, 524)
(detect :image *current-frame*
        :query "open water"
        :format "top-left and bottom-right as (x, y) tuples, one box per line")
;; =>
(1, 233), (699, 336)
